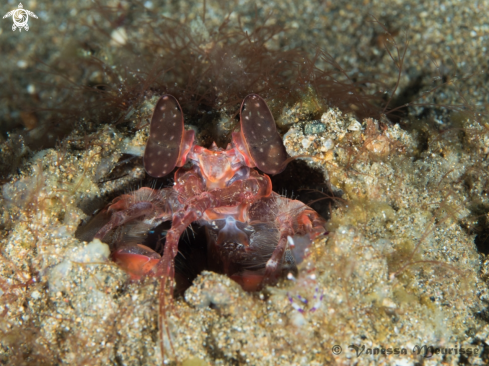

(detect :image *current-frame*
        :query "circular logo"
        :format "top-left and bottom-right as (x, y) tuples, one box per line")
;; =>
(3, 3), (38, 32)
(13, 9), (28, 29)
(332, 345), (342, 355)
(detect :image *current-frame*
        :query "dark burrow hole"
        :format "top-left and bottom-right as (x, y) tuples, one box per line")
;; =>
(269, 160), (337, 220)
(75, 155), (337, 294)
(464, 203), (489, 255)
(386, 74), (425, 124)
(385, 72), (460, 161)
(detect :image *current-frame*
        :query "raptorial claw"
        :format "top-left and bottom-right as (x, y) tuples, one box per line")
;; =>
(112, 244), (161, 281)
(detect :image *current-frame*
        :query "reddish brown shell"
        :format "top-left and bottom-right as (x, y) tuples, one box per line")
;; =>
(239, 94), (287, 175)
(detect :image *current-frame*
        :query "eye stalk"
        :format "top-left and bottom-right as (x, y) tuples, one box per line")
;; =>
(144, 94), (287, 179)
(192, 145), (242, 189)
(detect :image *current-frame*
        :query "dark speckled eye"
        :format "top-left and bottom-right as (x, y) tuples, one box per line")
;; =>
(144, 95), (184, 177)
(240, 94), (287, 175)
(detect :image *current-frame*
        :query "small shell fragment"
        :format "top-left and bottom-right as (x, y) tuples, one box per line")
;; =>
(110, 28), (128, 46)
(347, 120), (362, 131)
(301, 138), (312, 149)
(322, 138), (334, 151)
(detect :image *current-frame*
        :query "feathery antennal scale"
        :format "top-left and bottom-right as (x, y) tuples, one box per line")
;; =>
(144, 95), (195, 177)
(238, 94), (288, 175)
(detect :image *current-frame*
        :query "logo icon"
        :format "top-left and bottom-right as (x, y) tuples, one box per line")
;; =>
(3, 3), (38, 32)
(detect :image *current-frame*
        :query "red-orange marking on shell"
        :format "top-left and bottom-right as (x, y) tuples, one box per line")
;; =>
(113, 244), (161, 281)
